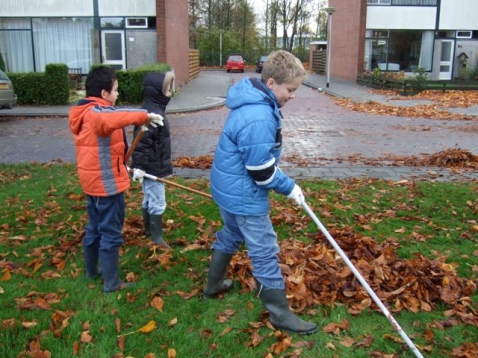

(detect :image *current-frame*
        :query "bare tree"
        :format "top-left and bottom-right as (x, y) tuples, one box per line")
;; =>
(272, 0), (313, 52)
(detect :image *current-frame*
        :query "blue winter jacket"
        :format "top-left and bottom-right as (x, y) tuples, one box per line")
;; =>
(210, 77), (295, 216)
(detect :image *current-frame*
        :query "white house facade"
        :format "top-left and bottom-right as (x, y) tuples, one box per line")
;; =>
(0, 0), (190, 84)
(328, 0), (478, 81)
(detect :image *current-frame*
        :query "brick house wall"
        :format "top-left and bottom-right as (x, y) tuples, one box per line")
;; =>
(328, 0), (367, 82)
(156, 0), (189, 85)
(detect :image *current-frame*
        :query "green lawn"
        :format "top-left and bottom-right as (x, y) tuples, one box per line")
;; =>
(1, 163), (477, 357)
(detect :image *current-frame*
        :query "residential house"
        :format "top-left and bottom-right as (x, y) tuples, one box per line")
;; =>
(0, 0), (190, 85)
(326, 0), (478, 82)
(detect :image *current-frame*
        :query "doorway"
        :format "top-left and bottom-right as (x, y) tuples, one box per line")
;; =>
(439, 39), (454, 80)
(101, 30), (125, 70)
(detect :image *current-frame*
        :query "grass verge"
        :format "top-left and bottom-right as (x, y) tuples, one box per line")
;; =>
(0, 163), (477, 357)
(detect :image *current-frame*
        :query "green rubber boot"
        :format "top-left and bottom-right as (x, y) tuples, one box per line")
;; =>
(203, 251), (233, 299)
(150, 214), (170, 248)
(257, 284), (317, 335)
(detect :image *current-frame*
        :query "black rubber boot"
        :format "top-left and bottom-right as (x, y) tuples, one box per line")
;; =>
(257, 284), (317, 335)
(100, 248), (134, 293)
(150, 214), (170, 248)
(83, 240), (101, 279)
(142, 208), (151, 237)
(203, 251), (233, 299)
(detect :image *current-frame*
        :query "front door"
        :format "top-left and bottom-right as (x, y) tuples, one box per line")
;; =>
(439, 40), (454, 80)
(101, 30), (125, 70)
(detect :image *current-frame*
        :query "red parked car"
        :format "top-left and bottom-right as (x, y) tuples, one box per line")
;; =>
(226, 55), (245, 73)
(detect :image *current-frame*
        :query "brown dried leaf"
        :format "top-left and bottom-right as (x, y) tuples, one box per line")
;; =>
(151, 296), (164, 312)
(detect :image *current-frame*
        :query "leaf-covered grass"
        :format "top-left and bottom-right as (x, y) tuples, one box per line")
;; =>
(1, 163), (477, 357)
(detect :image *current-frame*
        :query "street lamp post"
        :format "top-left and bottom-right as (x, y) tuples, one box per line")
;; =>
(219, 30), (224, 67)
(324, 7), (336, 88)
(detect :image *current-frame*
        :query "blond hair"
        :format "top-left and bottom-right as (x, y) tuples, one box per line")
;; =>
(261, 50), (307, 84)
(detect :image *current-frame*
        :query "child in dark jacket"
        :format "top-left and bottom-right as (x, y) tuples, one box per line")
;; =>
(131, 71), (175, 248)
(203, 51), (317, 334)
(69, 66), (163, 293)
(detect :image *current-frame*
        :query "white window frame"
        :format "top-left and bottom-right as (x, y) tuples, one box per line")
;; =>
(125, 17), (148, 29)
(367, 0), (391, 5)
(456, 31), (472, 39)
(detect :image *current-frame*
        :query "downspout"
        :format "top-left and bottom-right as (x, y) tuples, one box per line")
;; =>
(357, 0), (368, 80)
(432, 0), (441, 78)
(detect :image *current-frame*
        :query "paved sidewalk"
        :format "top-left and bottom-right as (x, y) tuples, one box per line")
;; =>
(303, 74), (478, 116)
(1, 71), (476, 182)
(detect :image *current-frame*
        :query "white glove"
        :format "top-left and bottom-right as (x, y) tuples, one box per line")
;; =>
(287, 184), (305, 206)
(147, 113), (164, 127)
(132, 169), (146, 183)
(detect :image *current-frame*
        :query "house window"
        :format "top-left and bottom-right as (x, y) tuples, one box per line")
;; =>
(437, 31), (456, 38)
(126, 18), (147, 29)
(0, 17), (94, 73)
(0, 18), (33, 72)
(390, 0), (436, 4)
(367, 0), (391, 5)
(456, 31), (472, 39)
(100, 17), (124, 28)
(365, 30), (433, 72)
(0, 17), (31, 29)
(368, 0), (437, 5)
(32, 18), (94, 74)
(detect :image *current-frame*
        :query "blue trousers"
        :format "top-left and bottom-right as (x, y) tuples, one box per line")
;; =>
(83, 193), (125, 291)
(141, 179), (166, 215)
(212, 207), (284, 289)
(84, 193), (125, 250)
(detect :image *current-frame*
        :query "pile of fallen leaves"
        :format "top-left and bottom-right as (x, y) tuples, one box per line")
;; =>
(173, 155), (213, 169)
(283, 148), (478, 171)
(226, 225), (478, 328)
(333, 89), (478, 121)
(173, 190), (478, 328)
(403, 148), (478, 170)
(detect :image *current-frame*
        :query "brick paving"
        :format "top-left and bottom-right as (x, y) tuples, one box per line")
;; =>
(0, 71), (476, 182)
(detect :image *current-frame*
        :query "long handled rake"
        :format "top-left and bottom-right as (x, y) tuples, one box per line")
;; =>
(127, 165), (212, 199)
(301, 200), (424, 358)
(125, 129), (145, 164)
(142, 172), (212, 199)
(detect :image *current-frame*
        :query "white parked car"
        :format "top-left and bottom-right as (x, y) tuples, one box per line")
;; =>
(0, 69), (17, 110)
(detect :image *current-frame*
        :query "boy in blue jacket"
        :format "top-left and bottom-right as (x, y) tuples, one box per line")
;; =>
(203, 50), (317, 335)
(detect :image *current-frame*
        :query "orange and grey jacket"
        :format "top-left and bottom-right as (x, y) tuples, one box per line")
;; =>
(69, 97), (148, 197)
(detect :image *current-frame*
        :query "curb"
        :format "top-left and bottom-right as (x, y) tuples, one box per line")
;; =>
(302, 81), (344, 99)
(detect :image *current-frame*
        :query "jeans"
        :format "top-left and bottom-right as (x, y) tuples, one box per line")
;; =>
(212, 207), (284, 289)
(84, 193), (125, 253)
(142, 179), (166, 215)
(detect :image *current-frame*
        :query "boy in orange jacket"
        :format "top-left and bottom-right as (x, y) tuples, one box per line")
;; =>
(69, 66), (163, 292)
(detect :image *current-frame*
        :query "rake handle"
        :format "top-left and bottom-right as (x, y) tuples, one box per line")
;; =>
(125, 128), (145, 164)
(146, 173), (212, 199)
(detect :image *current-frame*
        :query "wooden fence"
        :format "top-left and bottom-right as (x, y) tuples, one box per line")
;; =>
(189, 49), (200, 80)
(311, 50), (326, 74)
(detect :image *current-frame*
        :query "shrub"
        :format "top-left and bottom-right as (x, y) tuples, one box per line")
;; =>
(117, 63), (171, 104)
(410, 67), (428, 91)
(8, 63), (69, 105)
(8, 72), (46, 105)
(44, 63), (70, 105)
